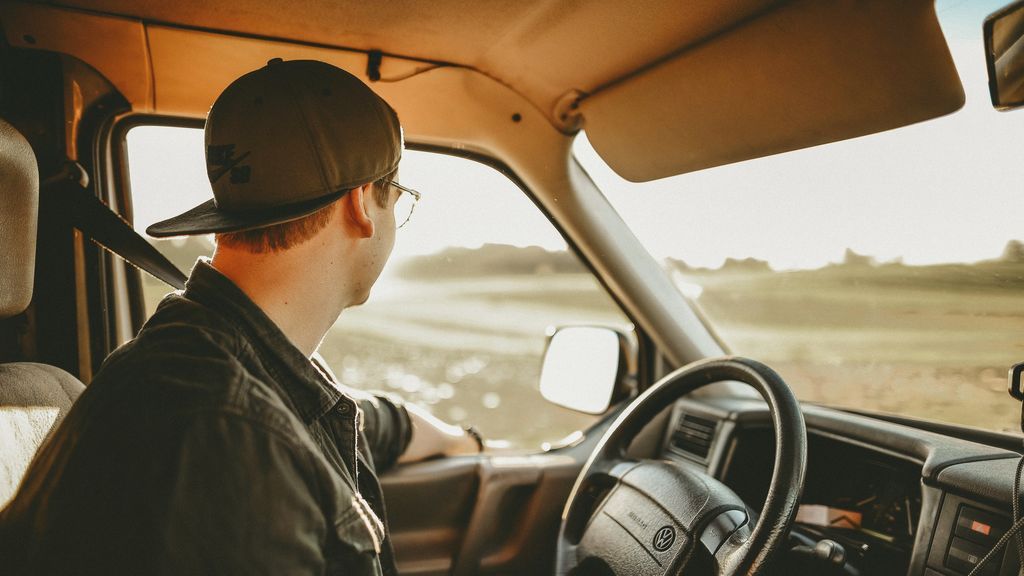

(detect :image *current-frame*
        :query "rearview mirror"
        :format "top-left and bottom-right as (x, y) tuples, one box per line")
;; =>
(538, 326), (636, 414)
(985, 0), (1024, 110)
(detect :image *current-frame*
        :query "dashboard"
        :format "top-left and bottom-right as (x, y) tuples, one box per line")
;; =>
(655, 397), (1024, 576)
(721, 428), (923, 573)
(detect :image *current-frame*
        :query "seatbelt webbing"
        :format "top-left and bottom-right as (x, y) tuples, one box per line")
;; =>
(42, 163), (187, 290)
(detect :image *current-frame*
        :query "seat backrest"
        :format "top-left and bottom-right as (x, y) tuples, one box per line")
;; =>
(0, 118), (37, 317)
(0, 117), (85, 507)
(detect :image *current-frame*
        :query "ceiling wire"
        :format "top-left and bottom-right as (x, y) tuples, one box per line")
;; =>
(376, 63), (450, 83)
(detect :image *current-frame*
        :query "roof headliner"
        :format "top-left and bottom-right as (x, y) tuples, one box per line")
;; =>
(8, 0), (964, 183)
(31, 0), (780, 123)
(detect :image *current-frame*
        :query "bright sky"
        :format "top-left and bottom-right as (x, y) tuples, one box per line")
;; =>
(128, 0), (1024, 272)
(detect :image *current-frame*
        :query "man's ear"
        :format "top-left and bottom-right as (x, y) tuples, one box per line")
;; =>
(342, 184), (375, 238)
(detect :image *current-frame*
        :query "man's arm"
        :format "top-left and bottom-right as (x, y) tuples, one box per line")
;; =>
(397, 402), (480, 463)
(355, 392), (480, 468)
(313, 354), (476, 465)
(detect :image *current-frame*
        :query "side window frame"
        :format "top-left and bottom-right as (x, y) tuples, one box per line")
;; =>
(111, 115), (206, 333)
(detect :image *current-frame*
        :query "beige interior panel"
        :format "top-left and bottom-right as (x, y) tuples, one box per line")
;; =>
(146, 25), (429, 117)
(580, 0), (965, 182)
(442, 0), (780, 121)
(146, 25), (543, 157)
(17, 0), (779, 125)
(0, 3), (152, 110)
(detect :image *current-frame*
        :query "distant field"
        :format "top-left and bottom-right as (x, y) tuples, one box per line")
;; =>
(319, 273), (628, 450)
(676, 261), (1024, 434)
(142, 239), (1024, 445)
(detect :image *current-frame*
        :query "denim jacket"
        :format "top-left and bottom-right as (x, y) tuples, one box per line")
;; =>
(0, 260), (412, 575)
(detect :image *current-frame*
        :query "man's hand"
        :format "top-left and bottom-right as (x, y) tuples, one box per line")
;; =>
(398, 403), (482, 463)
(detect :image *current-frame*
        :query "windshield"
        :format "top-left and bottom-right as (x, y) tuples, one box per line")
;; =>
(577, 0), (1024, 434)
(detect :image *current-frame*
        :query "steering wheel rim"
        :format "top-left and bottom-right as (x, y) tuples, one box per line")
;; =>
(556, 356), (807, 576)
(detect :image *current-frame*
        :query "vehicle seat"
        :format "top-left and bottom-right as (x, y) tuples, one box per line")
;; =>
(0, 117), (85, 507)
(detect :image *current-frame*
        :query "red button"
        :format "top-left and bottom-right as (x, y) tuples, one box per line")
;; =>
(971, 521), (991, 536)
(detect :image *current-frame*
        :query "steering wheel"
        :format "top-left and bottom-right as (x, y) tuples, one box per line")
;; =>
(555, 357), (807, 576)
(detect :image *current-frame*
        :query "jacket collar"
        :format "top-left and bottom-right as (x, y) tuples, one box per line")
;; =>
(182, 258), (345, 424)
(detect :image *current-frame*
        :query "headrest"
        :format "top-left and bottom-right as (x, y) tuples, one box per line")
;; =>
(0, 118), (39, 319)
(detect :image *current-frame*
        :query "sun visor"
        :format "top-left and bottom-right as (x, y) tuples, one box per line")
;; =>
(579, 0), (964, 182)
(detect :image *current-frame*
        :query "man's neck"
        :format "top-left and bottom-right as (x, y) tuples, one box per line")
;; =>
(210, 243), (356, 357)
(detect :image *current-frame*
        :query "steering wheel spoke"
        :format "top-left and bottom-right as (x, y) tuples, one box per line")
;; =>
(587, 456), (637, 479)
(713, 522), (753, 576)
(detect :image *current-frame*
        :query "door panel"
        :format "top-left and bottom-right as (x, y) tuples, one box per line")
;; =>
(382, 458), (479, 575)
(381, 454), (582, 576)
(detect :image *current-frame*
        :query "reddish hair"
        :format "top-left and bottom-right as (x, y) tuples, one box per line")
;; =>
(215, 171), (395, 253)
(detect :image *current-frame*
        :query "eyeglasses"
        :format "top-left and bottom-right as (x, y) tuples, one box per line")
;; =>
(386, 181), (421, 229)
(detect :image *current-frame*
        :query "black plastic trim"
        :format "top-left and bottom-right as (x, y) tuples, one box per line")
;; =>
(925, 453), (1021, 484)
(837, 406), (1024, 453)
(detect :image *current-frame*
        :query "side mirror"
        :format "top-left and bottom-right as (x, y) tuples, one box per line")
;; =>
(985, 0), (1024, 110)
(538, 325), (636, 414)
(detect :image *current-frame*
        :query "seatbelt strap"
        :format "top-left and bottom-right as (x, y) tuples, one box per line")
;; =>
(41, 162), (188, 290)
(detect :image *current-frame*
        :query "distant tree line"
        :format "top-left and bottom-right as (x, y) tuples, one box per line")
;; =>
(666, 240), (1024, 273)
(396, 244), (585, 279)
(1002, 240), (1024, 263)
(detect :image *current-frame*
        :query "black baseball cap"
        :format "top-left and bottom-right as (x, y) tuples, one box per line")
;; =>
(147, 58), (403, 237)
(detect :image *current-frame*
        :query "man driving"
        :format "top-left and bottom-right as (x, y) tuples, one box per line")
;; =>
(0, 58), (478, 575)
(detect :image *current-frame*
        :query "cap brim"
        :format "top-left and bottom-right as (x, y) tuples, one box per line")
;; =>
(145, 189), (348, 238)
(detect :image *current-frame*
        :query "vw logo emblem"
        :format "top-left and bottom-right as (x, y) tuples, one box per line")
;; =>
(653, 525), (676, 552)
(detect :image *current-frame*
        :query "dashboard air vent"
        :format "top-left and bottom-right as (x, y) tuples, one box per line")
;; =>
(669, 413), (719, 460)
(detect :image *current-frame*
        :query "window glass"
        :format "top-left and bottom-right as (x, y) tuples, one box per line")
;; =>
(126, 126), (631, 449)
(127, 126), (216, 313)
(576, 0), (1024, 434)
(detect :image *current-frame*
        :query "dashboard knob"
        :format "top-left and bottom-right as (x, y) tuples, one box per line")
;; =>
(814, 539), (847, 566)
